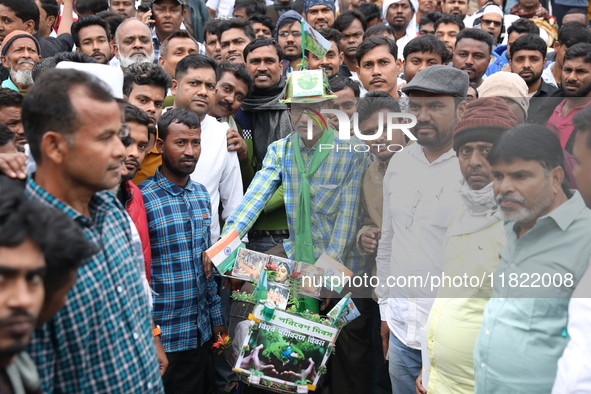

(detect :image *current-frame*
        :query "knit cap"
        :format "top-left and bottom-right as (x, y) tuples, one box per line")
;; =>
(305, 0), (335, 14)
(1, 30), (40, 57)
(479, 72), (529, 119)
(453, 97), (518, 152)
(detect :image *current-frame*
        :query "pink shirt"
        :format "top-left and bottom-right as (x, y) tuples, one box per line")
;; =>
(546, 99), (591, 148)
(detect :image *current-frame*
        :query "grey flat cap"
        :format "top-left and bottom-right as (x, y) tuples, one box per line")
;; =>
(401, 65), (469, 97)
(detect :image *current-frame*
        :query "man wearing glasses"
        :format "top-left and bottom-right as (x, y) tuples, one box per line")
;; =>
(274, 11), (305, 77)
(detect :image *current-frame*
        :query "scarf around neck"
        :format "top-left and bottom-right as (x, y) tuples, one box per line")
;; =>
(459, 179), (497, 213)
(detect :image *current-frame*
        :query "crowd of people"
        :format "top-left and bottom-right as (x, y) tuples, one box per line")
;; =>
(0, 0), (590, 393)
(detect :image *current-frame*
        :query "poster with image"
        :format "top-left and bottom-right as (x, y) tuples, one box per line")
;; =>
(267, 283), (290, 310)
(232, 248), (268, 281)
(269, 256), (295, 285)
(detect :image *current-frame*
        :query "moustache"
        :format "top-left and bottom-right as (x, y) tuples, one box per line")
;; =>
(254, 71), (272, 78)
(495, 193), (525, 205)
(17, 59), (35, 66)
(124, 158), (139, 167)
(370, 77), (386, 84)
(217, 100), (233, 111)
(414, 121), (439, 131)
(0, 310), (35, 329)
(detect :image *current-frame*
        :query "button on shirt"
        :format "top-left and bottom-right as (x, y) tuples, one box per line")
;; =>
(140, 168), (223, 353)
(474, 191), (591, 394)
(25, 178), (163, 394)
(223, 132), (366, 275)
(376, 142), (462, 350)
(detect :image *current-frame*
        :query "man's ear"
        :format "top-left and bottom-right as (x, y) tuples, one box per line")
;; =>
(550, 166), (565, 194)
(456, 99), (467, 121)
(156, 137), (164, 154)
(41, 131), (71, 165)
(25, 19), (35, 34)
(0, 55), (7, 69)
(338, 51), (344, 65)
(158, 56), (166, 68)
(47, 15), (56, 29)
(171, 79), (178, 96)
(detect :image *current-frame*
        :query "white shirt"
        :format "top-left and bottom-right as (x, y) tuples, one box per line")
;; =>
(190, 115), (243, 241)
(376, 142), (462, 349)
(542, 62), (559, 88)
(552, 261), (591, 394)
(205, 0), (234, 17)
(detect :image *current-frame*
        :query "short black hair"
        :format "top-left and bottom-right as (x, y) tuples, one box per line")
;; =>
(243, 37), (283, 62)
(204, 18), (222, 37)
(0, 0), (40, 30)
(233, 0), (266, 17)
(96, 10), (124, 39)
(0, 178), (96, 294)
(329, 76), (360, 97)
(39, 0), (60, 19)
(564, 7), (589, 24)
(356, 36), (397, 64)
(123, 102), (153, 141)
(564, 42), (591, 65)
(72, 15), (111, 47)
(357, 90), (401, 124)
(23, 69), (115, 163)
(123, 62), (172, 97)
(75, 0), (109, 15)
(509, 34), (546, 60)
(157, 108), (201, 140)
(216, 61), (253, 92)
(0, 87), (23, 109)
(488, 124), (570, 194)
(419, 11), (443, 28)
(455, 28), (494, 54)
(160, 30), (198, 59)
(317, 28), (341, 51)
(363, 24), (395, 40)
(277, 17), (300, 32)
(557, 22), (591, 48)
(403, 34), (451, 63)
(249, 13), (275, 32)
(434, 14), (464, 32)
(358, 2), (380, 24)
(175, 54), (217, 81)
(32, 52), (98, 82)
(334, 10), (367, 32)
(0, 123), (13, 147)
(216, 17), (256, 42)
(573, 104), (591, 149)
(137, 3), (150, 13)
(506, 18), (540, 37)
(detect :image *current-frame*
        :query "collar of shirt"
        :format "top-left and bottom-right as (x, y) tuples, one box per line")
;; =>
(553, 98), (591, 119)
(154, 166), (197, 196)
(408, 141), (457, 166)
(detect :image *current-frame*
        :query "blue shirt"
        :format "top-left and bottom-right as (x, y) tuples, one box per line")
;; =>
(139, 168), (223, 352)
(486, 45), (508, 76)
(474, 191), (591, 394)
(25, 177), (163, 393)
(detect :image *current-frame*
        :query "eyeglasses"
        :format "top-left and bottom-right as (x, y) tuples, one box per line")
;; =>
(278, 31), (302, 38)
(290, 104), (323, 115)
(480, 19), (502, 28)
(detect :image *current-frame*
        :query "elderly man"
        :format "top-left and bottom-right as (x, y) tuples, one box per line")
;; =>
(0, 31), (41, 94)
(0, 88), (24, 151)
(418, 97), (518, 394)
(376, 65), (468, 393)
(473, 124), (591, 394)
(115, 18), (155, 69)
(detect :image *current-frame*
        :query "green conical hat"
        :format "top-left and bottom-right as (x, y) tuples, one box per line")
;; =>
(280, 69), (336, 104)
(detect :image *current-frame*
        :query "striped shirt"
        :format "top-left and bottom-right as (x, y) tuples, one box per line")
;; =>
(139, 168), (223, 353)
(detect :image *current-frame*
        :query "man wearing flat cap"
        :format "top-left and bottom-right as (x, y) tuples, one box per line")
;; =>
(418, 97), (518, 394)
(375, 65), (468, 393)
(0, 31), (41, 95)
(305, 0), (336, 29)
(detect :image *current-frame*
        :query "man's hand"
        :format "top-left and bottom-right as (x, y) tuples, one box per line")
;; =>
(154, 332), (169, 376)
(415, 370), (427, 394)
(0, 152), (27, 179)
(360, 228), (381, 254)
(202, 251), (213, 279)
(211, 325), (228, 356)
(230, 278), (245, 292)
(381, 321), (389, 360)
(141, 9), (155, 26)
(226, 128), (248, 160)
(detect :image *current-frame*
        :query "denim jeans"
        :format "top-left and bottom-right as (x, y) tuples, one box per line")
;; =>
(247, 234), (288, 254)
(388, 331), (422, 394)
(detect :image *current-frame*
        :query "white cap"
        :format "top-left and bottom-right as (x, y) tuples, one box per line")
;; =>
(56, 61), (124, 99)
(382, 0), (418, 19)
(482, 4), (504, 17)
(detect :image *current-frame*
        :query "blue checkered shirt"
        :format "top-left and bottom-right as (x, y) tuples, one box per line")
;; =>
(139, 168), (223, 352)
(223, 132), (367, 275)
(25, 177), (164, 393)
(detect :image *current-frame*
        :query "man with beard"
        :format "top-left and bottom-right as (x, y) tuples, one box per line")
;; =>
(235, 38), (292, 253)
(0, 32), (41, 95)
(122, 63), (172, 184)
(151, 0), (186, 62)
(305, 0), (336, 29)
(109, 0), (136, 18)
(0, 88), (24, 152)
(376, 65), (467, 393)
(139, 108), (225, 394)
(115, 18), (155, 70)
(509, 34), (557, 100)
(382, 0), (417, 58)
(486, 17), (539, 76)
(547, 43), (591, 149)
(452, 28), (493, 89)
(72, 15), (113, 65)
(543, 22), (591, 88)
(274, 11), (304, 77)
(172, 54), (242, 242)
(334, 11), (366, 78)
(218, 18), (255, 64)
(307, 28), (344, 79)
(441, 0), (469, 19)
(473, 124), (591, 394)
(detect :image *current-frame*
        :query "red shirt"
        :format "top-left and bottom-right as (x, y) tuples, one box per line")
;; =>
(546, 99), (591, 148)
